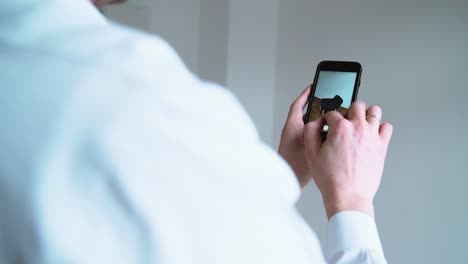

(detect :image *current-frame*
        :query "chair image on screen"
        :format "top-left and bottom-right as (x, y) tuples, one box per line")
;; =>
(320, 95), (344, 115)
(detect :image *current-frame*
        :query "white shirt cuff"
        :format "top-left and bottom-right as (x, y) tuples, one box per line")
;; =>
(326, 211), (385, 260)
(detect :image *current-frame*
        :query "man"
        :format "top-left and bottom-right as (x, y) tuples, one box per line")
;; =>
(0, 0), (393, 263)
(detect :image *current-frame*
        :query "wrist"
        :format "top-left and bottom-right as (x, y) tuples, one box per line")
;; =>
(323, 196), (375, 220)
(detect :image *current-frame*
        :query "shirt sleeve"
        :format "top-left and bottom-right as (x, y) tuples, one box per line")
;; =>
(325, 211), (387, 264)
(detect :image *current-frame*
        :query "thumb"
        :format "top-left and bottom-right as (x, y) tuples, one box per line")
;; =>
(288, 86), (311, 123)
(304, 117), (323, 156)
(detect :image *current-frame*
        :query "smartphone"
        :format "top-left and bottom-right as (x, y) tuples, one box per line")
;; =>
(304, 61), (362, 141)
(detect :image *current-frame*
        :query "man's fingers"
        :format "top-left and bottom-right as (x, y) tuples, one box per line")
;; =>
(304, 117), (323, 154)
(323, 111), (345, 128)
(379, 122), (393, 143)
(348, 101), (367, 121)
(366, 105), (382, 126)
(288, 86), (311, 120)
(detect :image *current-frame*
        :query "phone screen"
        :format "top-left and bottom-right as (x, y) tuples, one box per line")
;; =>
(307, 71), (358, 127)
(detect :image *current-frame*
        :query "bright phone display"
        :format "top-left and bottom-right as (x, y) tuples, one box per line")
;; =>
(304, 61), (362, 138)
(307, 71), (357, 123)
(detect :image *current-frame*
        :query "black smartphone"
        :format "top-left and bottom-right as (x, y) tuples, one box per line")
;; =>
(304, 61), (362, 141)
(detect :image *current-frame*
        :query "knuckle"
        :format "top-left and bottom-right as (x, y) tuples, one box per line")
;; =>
(383, 122), (394, 132)
(369, 105), (382, 113)
(380, 122), (394, 142)
(354, 121), (365, 134)
(335, 118), (349, 130)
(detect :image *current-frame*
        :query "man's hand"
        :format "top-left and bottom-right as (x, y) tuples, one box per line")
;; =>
(304, 101), (393, 219)
(278, 86), (313, 190)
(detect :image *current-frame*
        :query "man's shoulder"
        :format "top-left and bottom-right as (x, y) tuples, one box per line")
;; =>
(87, 22), (190, 78)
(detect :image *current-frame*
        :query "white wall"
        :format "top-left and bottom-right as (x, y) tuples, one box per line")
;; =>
(105, 1), (468, 263)
(198, 0), (229, 85)
(225, 0), (280, 144)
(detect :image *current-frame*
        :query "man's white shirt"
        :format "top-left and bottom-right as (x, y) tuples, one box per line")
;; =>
(0, 0), (386, 263)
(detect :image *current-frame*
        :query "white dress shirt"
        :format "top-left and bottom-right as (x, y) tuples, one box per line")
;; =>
(0, 0), (386, 263)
